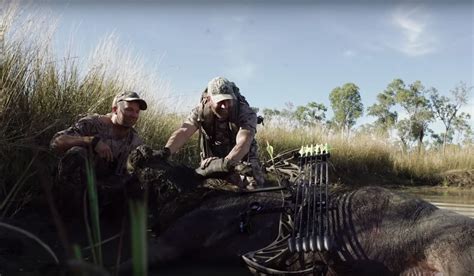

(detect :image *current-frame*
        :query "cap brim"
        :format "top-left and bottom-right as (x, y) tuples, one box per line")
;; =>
(123, 98), (147, 110)
(211, 94), (235, 103)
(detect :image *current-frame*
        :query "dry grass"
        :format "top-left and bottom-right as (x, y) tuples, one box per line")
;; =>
(258, 125), (474, 187)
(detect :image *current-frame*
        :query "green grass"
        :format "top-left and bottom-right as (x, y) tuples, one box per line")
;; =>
(129, 200), (148, 276)
(84, 156), (103, 266)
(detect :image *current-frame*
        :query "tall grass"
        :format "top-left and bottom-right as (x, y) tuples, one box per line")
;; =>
(258, 124), (474, 187)
(0, 2), (195, 216)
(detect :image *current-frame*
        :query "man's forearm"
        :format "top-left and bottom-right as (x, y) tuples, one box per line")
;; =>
(51, 135), (95, 154)
(225, 129), (254, 162)
(165, 124), (197, 154)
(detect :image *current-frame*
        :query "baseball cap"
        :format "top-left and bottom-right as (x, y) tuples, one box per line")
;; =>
(113, 91), (147, 110)
(207, 77), (236, 103)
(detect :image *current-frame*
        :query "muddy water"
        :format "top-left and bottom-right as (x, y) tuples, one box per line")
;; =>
(402, 187), (474, 218)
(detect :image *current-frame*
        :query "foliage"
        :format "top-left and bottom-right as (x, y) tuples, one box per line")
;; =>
(429, 82), (472, 152)
(392, 79), (433, 151)
(329, 83), (364, 136)
(293, 101), (327, 127)
(0, 3), (196, 216)
(367, 83), (398, 136)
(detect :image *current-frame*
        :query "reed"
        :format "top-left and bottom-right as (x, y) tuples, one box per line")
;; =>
(129, 200), (148, 276)
(84, 157), (103, 266)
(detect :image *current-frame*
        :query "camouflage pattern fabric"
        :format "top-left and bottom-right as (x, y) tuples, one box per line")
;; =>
(52, 114), (143, 176)
(184, 101), (265, 186)
(184, 98), (257, 134)
(52, 114), (143, 216)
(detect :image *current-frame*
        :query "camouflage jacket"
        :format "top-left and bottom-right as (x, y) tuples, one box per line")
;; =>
(184, 94), (257, 159)
(51, 114), (143, 176)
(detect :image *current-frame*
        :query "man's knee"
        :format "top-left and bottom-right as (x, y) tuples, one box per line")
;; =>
(60, 146), (91, 168)
(57, 146), (90, 184)
(64, 146), (89, 159)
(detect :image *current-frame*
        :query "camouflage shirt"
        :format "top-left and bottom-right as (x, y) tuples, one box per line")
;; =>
(184, 99), (257, 158)
(52, 114), (143, 176)
(185, 100), (257, 131)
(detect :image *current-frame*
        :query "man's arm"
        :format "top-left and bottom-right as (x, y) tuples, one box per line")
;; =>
(51, 134), (113, 162)
(165, 123), (198, 154)
(51, 135), (95, 154)
(225, 128), (255, 162)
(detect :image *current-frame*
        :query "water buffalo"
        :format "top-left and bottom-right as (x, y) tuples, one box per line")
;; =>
(125, 146), (474, 276)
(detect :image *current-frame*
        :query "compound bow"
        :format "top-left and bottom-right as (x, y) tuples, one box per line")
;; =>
(242, 144), (334, 275)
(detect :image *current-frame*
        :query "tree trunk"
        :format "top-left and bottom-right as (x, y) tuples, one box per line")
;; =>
(417, 127), (424, 154)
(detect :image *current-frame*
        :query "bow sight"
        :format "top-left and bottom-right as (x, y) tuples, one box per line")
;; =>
(242, 144), (334, 275)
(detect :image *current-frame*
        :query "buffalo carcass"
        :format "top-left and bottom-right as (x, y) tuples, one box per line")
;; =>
(126, 145), (474, 276)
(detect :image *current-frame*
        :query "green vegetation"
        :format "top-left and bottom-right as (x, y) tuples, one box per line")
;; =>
(329, 83), (364, 136)
(129, 200), (148, 276)
(84, 158), (103, 266)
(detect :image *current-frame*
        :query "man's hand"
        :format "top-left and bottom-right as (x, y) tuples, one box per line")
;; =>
(94, 140), (113, 162)
(195, 157), (235, 178)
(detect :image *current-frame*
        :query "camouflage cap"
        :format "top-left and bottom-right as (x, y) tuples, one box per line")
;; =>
(207, 77), (236, 103)
(113, 91), (147, 110)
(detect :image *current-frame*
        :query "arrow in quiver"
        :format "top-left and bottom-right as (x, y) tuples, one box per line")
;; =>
(242, 144), (335, 275)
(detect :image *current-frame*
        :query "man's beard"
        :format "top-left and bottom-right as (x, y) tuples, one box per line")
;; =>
(212, 108), (230, 120)
(119, 118), (136, 128)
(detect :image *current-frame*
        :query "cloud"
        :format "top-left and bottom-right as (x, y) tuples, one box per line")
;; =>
(343, 49), (356, 57)
(390, 5), (437, 56)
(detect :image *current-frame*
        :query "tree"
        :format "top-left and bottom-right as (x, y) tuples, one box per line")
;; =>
(452, 113), (473, 145)
(329, 83), (363, 136)
(262, 108), (281, 121)
(390, 79), (433, 152)
(262, 102), (296, 126)
(396, 118), (413, 152)
(294, 102), (327, 127)
(429, 82), (472, 152)
(367, 82), (398, 137)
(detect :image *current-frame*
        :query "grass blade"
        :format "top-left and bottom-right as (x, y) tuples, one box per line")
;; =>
(84, 155), (103, 266)
(129, 200), (147, 276)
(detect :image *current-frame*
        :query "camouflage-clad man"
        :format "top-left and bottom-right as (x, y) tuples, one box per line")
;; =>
(50, 91), (147, 216)
(157, 77), (264, 189)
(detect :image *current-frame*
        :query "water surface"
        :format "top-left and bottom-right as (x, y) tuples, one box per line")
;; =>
(402, 187), (474, 218)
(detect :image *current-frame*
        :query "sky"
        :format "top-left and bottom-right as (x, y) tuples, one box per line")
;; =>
(17, 0), (474, 129)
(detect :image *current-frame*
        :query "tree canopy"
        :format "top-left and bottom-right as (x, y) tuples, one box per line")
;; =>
(329, 83), (363, 136)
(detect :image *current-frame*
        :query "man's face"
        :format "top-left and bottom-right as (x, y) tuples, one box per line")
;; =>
(114, 101), (141, 127)
(209, 97), (234, 120)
